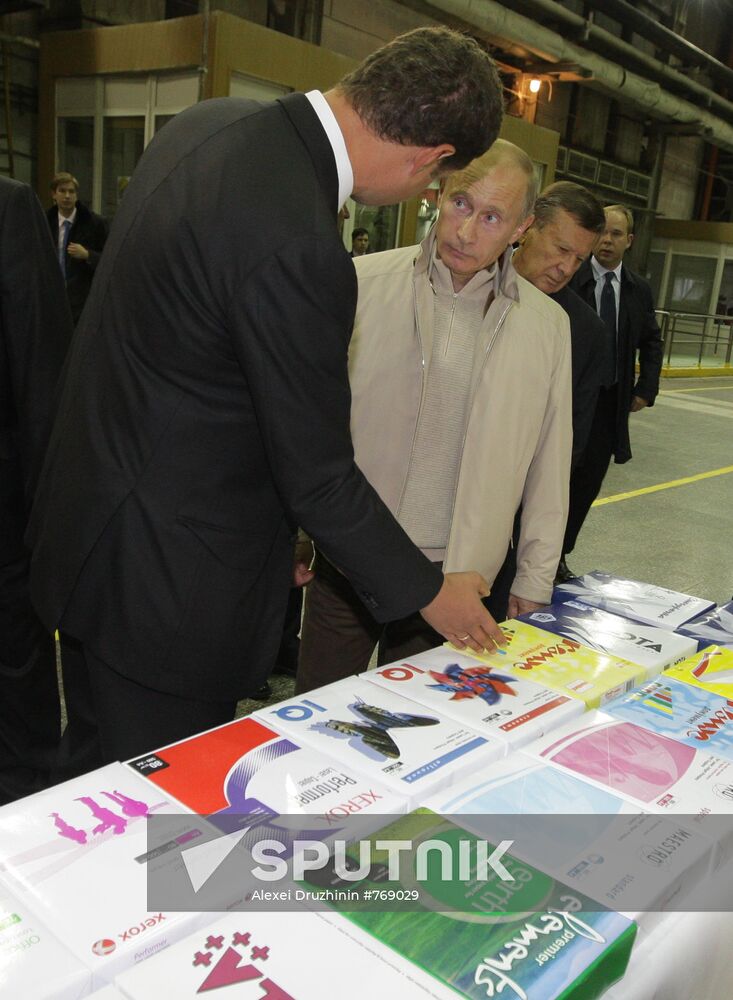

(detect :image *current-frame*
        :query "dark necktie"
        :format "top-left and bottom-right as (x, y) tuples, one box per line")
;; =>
(59, 218), (72, 278)
(600, 270), (617, 386)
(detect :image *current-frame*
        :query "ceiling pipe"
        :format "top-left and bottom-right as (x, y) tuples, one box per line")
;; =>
(507, 0), (733, 123)
(424, 0), (733, 154)
(582, 0), (733, 94)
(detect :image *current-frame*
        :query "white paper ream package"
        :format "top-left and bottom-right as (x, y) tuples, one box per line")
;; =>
(522, 711), (733, 868)
(125, 715), (407, 836)
(520, 601), (697, 675)
(677, 602), (733, 651)
(421, 753), (712, 926)
(113, 909), (454, 1000)
(360, 647), (584, 749)
(252, 677), (502, 805)
(0, 882), (92, 1000)
(552, 571), (714, 630)
(0, 763), (210, 988)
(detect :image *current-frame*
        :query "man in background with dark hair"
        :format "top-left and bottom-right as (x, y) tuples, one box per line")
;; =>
(350, 227), (370, 257)
(28, 27), (506, 772)
(559, 203), (663, 580)
(0, 176), (73, 803)
(47, 172), (108, 326)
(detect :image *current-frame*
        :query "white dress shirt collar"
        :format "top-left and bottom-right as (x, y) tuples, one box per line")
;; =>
(591, 255), (622, 284)
(58, 207), (77, 230)
(305, 90), (353, 211)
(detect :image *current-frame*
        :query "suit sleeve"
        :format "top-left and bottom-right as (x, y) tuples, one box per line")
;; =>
(0, 183), (73, 503)
(85, 214), (109, 272)
(228, 235), (443, 622)
(512, 316), (573, 604)
(570, 312), (603, 468)
(633, 278), (663, 405)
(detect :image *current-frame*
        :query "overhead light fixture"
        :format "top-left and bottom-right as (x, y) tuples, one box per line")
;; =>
(529, 77), (542, 94)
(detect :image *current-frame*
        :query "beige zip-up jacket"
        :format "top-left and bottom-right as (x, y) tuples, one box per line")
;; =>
(349, 234), (572, 605)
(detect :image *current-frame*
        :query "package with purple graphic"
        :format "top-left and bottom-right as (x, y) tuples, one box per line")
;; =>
(520, 601), (696, 675)
(677, 602), (733, 651)
(0, 763), (210, 988)
(253, 678), (501, 806)
(361, 647), (583, 749)
(552, 571), (714, 630)
(126, 715), (406, 847)
(113, 909), (453, 999)
(605, 676), (733, 762)
(0, 882), (92, 999)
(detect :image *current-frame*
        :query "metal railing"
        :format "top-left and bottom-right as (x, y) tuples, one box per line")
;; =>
(655, 309), (733, 370)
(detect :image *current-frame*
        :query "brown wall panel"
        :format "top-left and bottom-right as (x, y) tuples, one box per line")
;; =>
(209, 11), (354, 98)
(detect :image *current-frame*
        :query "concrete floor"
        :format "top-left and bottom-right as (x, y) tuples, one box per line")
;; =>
(239, 374), (733, 715)
(565, 375), (733, 606)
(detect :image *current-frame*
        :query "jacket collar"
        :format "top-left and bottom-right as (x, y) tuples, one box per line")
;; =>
(414, 226), (520, 303)
(277, 92), (340, 215)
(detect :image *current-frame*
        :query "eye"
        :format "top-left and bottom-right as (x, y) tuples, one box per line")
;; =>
(483, 213), (499, 225)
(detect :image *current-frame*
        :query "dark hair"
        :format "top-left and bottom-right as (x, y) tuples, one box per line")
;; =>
(352, 227), (369, 241)
(533, 181), (605, 234)
(338, 27), (504, 171)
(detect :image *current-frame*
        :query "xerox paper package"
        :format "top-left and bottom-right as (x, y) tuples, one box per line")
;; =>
(0, 763), (209, 988)
(126, 715), (406, 830)
(252, 678), (501, 805)
(360, 646), (583, 749)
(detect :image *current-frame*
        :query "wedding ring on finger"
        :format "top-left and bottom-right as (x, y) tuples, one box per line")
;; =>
(457, 633), (470, 642)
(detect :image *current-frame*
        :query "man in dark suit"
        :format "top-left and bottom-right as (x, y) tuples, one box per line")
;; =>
(47, 172), (108, 326)
(558, 203), (663, 580)
(0, 176), (73, 803)
(27, 27), (506, 772)
(513, 182), (607, 468)
(490, 181), (606, 619)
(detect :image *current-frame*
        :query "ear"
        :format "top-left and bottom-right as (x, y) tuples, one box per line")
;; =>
(626, 232), (635, 249)
(510, 214), (535, 245)
(410, 144), (456, 177)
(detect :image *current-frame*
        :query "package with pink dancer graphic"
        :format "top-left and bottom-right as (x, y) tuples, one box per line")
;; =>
(0, 763), (212, 990)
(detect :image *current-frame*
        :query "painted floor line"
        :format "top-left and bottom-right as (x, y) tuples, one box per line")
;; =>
(661, 385), (733, 393)
(654, 395), (733, 418)
(593, 464), (733, 506)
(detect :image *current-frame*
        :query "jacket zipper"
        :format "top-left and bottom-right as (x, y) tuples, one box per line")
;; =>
(443, 292), (458, 356)
(395, 278), (428, 518)
(443, 298), (515, 567)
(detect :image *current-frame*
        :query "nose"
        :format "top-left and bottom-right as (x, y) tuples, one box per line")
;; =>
(457, 214), (477, 243)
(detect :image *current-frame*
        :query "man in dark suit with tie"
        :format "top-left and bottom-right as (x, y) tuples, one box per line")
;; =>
(0, 176), (73, 802)
(47, 172), (108, 326)
(557, 203), (663, 580)
(27, 27), (507, 774)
